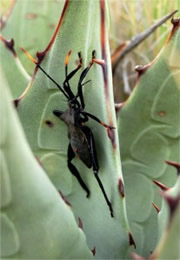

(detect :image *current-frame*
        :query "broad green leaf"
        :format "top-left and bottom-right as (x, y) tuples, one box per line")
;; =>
(0, 0), (65, 97)
(118, 18), (180, 257)
(0, 67), (92, 259)
(155, 177), (180, 259)
(17, 0), (132, 258)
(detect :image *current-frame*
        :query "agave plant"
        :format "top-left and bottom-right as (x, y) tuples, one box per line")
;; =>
(0, 0), (179, 259)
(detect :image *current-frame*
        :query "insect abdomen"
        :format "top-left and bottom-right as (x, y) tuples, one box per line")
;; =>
(68, 126), (92, 168)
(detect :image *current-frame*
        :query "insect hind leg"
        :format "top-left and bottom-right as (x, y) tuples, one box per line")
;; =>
(68, 144), (90, 198)
(88, 129), (114, 217)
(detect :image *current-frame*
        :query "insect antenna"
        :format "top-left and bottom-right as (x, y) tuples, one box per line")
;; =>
(21, 47), (69, 99)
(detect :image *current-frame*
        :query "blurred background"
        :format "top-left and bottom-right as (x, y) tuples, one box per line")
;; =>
(0, 0), (178, 102)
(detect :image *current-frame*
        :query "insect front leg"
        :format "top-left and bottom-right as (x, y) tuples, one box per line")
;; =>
(81, 111), (115, 130)
(63, 51), (82, 100)
(76, 50), (96, 109)
(88, 130), (114, 217)
(68, 144), (90, 198)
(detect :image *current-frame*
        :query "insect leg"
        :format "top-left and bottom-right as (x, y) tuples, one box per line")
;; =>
(20, 47), (69, 99)
(63, 52), (82, 100)
(68, 144), (90, 198)
(87, 129), (114, 217)
(81, 111), (115, 130)
(76, 51), (96, 109)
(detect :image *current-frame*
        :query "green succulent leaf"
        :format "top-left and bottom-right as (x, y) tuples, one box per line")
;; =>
(16, 0), (131, 259)
(0, 0), (65, 98)
(118, 18), (180, 257)
(154, 175), (180, 259)
(0, 67), (93, 259)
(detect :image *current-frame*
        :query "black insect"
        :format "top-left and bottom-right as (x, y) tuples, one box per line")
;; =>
(22, 48), (114, 217)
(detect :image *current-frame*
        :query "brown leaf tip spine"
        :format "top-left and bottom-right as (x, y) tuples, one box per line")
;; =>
(0, 35), (16, 57)
(162, 192), (180, 219)
(91, 247), (96, 256)
(107, 127), (116, 150)
(58, 191), (71, 207)
(152, 202), (160, 213)
(13, 99), (20, 107)
(78, 217), (83, 229)
(135, 64), (151, 78)
(36, 51), (46, 64)
(153, 180), (169, 191)
(171, 17), (180, 26)
(165, 160), (180, 176)
(118, 178), (125, 197)
(128, 232), (136, 248)
(115, 102), (125, 114)
(167, 17), (180, 43)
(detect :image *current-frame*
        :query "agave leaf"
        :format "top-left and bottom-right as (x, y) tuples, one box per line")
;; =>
(132, 173), (180, 260)
(118, 18), (180, 257)
(154, 173), (180, 259)
(0, 0), (65, 97)
(0, 67), (93, 259)
(17, 0), (132, 258)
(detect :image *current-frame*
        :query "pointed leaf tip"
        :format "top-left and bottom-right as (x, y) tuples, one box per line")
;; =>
(162, 193), (180, 219)
(91, 247), (96, 256)
(13, 99), (19, 108)
(107, 128), (116, 149)
(115, 102), (125, 113)
(153, 180), (169, 191)
(128, 232), (136, 249)
(165, 160), (180, 175)
(167, 17), (180, 43)
(0, 34), (16, 57)
(152, 202), (160, 213)
(78, 217), (83, 229)
(171, 16), (180, 26)
(135, 64), (151, 78)
(118, 178), (125, 197)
